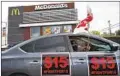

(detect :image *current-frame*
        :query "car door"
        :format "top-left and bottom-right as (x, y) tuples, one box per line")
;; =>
(85, 37), (119, 76)
(68, 35), (119, 76)
(67, 36), (89, 76)
(20, 40), (41, 76)
(20, 35), (71, 76)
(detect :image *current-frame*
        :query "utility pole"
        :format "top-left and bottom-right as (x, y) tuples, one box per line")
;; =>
(108, 20), (112, 35)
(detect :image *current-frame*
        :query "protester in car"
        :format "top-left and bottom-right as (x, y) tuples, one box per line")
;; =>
(71, 40), (78, 52)
(77, 40), (91, 51)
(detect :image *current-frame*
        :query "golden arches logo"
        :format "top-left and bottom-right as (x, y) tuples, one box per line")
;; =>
(11, 8), (20, 16)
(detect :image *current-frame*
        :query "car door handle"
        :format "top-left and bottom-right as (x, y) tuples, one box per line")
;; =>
(29, 60), (39, 64)
(79, 58), (85, 60)
(33, 60), (38, 62)
(74, 59), (86, 64)
(79, 59), (86, 63)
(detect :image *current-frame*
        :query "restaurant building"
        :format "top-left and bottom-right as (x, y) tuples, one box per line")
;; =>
(8, 2), (78, 46)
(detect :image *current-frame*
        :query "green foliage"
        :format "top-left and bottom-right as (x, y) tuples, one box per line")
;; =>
(101, 31), (120, 37)
(90, 30), (100, 35)
(116, 30), (120, 35)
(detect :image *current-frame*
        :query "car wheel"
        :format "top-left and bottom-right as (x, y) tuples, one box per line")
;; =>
(9, 73), (29, 76)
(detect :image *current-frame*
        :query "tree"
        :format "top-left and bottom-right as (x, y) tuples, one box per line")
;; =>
(116, 30), (120, 36)
(102, 32), (116, 37)
(90, 30), (100, 35)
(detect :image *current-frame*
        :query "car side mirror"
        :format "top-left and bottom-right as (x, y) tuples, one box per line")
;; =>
(111, 46), (118, 52)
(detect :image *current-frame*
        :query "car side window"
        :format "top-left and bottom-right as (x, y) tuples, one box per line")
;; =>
(69, 36), (112, 52)
(20, 41), (35, 52)
(84, 37), (111, 51)
(21, 36), (68, 53)
(34, 36), (68, 52)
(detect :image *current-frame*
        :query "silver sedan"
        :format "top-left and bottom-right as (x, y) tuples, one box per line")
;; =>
(2, 33), (120, 76)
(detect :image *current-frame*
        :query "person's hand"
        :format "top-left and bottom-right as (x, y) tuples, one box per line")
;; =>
(85, 44), (91, 51)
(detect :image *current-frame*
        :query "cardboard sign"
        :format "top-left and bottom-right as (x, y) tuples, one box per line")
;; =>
(88, 54), (118, 76)
(42, 54), (70, 76)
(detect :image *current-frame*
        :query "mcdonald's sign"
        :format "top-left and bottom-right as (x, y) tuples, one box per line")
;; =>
(11, 8), (20, 16)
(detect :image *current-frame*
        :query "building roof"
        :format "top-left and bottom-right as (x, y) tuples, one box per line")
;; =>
(19, 20), (79, 27)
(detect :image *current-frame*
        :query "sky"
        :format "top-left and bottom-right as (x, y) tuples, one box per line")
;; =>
(1, 1), (120, 33)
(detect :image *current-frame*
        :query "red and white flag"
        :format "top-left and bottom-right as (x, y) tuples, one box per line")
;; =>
(73, 5), (93, 34)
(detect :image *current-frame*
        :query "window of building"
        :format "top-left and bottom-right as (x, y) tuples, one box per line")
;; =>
(42, 26), (62, 35)
(63, 25), (72, 33)
(51, 26), (62, 34)
(42, 25), (72, 36)
(42, 26), (51, 35)
(31, 27), (40, 38)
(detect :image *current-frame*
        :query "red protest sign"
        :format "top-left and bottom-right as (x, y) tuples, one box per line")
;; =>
(88, 54), (118, 76)
(42, 54), (70, 76)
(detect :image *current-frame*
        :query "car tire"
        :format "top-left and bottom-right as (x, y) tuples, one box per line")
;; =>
(9, 73), (29, 76)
